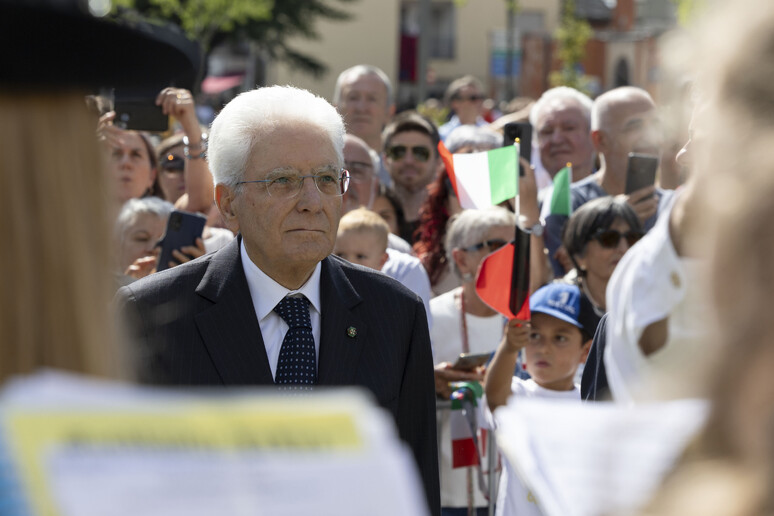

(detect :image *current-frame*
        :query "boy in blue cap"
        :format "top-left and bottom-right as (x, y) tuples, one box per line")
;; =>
(484, 282), (592, 516)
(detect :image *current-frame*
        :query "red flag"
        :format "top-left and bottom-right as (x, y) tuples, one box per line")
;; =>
(475, 225), (531, 320)
(437, 140), (458, 197)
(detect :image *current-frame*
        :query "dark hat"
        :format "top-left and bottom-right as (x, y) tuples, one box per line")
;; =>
(0, 0), (201, 93)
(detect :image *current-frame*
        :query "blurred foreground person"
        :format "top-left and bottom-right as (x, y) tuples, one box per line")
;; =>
(0, 0), (198, 381)
(641, 0), (774, 513)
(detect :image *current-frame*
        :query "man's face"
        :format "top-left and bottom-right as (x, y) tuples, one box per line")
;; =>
(227, 123), (342, 283)
(342, 136), (377, 212)
(384, 130), (437, 192)
(450, 84), (484, 124)
(535, 100), (594, 176)
(599, 96), (662, 172)
(337, 74), (392, 146)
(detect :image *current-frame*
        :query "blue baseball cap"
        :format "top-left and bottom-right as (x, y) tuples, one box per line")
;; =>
(530, 283), (584, 330)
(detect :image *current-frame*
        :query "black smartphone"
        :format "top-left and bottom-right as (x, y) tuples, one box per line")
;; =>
(114, 97), (169, 132)
(156, 210), (207, 272)
(452, 352), (492, 371)
(625, 153), (659, 194)
(503, 122), (532, 176)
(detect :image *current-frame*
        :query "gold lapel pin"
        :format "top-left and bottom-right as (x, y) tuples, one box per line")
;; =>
(346, 326), (357, 338)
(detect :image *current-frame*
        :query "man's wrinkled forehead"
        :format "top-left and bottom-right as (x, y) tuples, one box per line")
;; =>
(536, 98), (589, 128)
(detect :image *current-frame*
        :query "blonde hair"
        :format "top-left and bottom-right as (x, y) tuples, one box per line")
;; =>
(338, 207), (390, 251)
(0, 92), (126, 383)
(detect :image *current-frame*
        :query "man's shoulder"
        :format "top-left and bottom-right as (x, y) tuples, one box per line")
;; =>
(570, 173), (604, 207)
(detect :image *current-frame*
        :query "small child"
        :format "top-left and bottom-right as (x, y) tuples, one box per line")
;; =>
(484, 282), (593, 516)
(333, 207), (390, 271)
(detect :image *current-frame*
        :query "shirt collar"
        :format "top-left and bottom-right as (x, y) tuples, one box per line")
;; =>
(240, 240), (323, 321)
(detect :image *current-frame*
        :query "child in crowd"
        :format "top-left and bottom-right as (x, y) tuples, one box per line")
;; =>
(333, 207), (390, 271)
(484, 283), (592, 516)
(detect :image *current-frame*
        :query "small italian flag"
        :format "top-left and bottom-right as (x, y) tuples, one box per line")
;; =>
(438, 142), (519, 210)
(547, 163), (572, 216)
(450, 381), (489, 468)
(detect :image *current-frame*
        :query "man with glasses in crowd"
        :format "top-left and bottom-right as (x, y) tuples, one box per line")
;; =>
(382, 111), (441, 243)
(439, 75), (488, 142)
(116, 85), (441, 516)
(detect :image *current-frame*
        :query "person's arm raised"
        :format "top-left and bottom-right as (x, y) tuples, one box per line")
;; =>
(156, 87), (214, 214)
(485, 318), (530, 413)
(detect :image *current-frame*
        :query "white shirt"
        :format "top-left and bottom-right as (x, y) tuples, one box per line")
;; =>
(604, 192), (716, 402)
(382, 248), (433, 330)
(240, 240), (323, 380)
(495, 379), (580, 516)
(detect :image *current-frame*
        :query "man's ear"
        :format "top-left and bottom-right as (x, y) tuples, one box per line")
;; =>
(388, 103), (396, 118)
(591, 129), (606, 153)
(215, 183), (238, 225)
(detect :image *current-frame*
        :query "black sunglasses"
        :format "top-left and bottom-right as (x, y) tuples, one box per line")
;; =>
(592, 229), (643, 248)
(160, 154), (185, 173)
(386, 144), (431, 162)
(464, 238), (508, 253)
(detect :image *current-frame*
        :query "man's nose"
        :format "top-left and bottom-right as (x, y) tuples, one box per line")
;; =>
(296, 176), (323, 207)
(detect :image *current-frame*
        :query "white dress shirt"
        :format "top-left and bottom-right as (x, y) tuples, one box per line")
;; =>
(240, 240), (322, 380)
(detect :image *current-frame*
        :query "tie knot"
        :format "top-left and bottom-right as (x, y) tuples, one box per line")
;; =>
(274, 296), (312, 329)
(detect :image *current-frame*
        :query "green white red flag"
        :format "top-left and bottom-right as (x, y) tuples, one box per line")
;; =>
(438, 142), (519, 210)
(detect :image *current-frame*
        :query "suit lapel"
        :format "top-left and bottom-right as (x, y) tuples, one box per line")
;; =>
(194, 237), (274, 385)
(317, 256), (366, 385)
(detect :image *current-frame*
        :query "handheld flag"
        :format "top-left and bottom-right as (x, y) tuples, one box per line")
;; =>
(438, 142), (519, 210)
(548, 163), (573, 216)
(475, 225), (531, 320)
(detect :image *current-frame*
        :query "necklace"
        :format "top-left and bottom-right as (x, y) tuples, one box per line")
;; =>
(580, 278), (606, 317)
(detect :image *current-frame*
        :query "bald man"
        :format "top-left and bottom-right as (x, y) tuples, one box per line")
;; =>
(542, 86), (675, 276)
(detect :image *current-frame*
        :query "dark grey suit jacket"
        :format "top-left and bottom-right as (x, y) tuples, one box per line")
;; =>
(115, 237), (440, 515)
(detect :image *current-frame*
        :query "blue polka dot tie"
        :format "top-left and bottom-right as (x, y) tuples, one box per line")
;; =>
(274, 295), (317, 387)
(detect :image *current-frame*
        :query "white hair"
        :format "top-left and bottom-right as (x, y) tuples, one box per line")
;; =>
(332, 65), (394, 107)
(529, 86), (593, 129)
(114, 197), (174, 237)
(208, 85), (345, 188)
(445, 125), (502, 153)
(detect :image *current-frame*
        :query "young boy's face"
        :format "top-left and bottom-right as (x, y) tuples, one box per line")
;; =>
(334, 229), (388, 271)
(525, 312), (590, 391)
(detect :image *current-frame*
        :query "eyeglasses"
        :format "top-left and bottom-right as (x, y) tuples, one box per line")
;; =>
(344, 160), (374, 184)
(591, 229), (643, 248)
(463, 238), (508, 253)
(160, 154), (185, 173)
(236, 168), (350, 199)
(454, 94), (485, 102)
(386, 145), (431, 162)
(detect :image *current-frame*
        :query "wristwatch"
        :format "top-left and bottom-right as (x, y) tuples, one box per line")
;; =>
(527, 221), (544, 237)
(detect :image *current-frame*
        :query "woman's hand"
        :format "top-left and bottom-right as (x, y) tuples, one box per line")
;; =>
(124, 255), (157, 280)
(434, 362), (485, 399)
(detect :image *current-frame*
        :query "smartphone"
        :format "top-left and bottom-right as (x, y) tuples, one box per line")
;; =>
(625, 153), (659, 194)
(114, 97), (169, 132)
(451, 352), (492, 371)
(503, 122), (532, 176)
(156, 210), (207, 272)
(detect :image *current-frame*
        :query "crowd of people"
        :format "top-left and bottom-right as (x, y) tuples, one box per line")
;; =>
(7, 0), (774, 514)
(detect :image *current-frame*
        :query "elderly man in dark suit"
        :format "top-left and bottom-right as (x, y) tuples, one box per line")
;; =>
(115, 85), (440, 515)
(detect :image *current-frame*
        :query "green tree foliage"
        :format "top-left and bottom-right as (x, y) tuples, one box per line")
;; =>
(671, 0), (707, 25)
(113, 0), (356, 77)
(549, 0), (593, 94)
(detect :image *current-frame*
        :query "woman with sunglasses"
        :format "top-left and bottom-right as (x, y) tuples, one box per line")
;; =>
(562, 196), (643, 319)
(430, 206), (516, 515)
